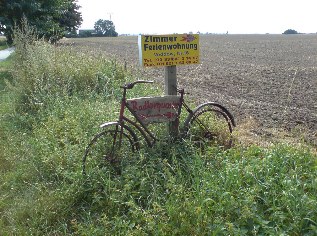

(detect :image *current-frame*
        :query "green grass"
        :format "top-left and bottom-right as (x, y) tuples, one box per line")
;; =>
(0, 30), (316, 235)
(0, 55), (13, 88)
(0, 40), (8, 50)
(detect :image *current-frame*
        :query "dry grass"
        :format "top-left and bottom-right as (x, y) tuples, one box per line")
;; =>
(235, 117), (317, 155)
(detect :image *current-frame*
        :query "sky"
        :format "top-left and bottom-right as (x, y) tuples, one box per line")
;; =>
(76, 0), (317, 35)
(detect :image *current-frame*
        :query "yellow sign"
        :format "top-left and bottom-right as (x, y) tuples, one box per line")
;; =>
(138, 34), (200, 67)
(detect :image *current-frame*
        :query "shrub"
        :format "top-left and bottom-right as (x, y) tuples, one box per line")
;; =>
(11, 22), (129, 115)
(283, 29), (299, 34)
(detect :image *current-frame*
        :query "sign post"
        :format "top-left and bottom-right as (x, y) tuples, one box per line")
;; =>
(165, 65), (178, 136)
(138, 34), (200, 136)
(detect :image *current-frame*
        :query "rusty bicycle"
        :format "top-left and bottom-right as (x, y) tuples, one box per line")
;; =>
(82, 80), (235, 176)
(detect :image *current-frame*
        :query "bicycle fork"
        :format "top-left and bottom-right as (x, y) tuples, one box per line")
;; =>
(108, 89), (127, 161)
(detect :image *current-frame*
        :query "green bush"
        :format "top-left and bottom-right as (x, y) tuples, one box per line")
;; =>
(10, 20), (134, 116)
(0, 38), (9, 50)
(12, 43), (127, 113)
(283, 29), (299, 34)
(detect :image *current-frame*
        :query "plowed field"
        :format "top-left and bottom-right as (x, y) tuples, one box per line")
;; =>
(63, 35), (317, 145)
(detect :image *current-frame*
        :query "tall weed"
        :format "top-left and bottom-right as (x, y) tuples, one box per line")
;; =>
(12, 22), (130, 115)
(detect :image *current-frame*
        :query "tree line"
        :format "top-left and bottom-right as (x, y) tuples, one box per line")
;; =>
(0, 0), (118, 43)
(68, 19), (118, 38)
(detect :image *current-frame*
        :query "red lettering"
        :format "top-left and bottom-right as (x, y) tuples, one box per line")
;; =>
(131, 101), (138, 110)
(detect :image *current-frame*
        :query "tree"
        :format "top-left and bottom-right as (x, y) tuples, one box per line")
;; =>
(94, 19), (118, 37)
(283, 29), (299, 34)
(0, 0), (82, 44)
(59, 0), (83, 32)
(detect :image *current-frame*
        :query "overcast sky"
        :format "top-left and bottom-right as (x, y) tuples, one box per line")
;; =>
(77, 0), (317, 35)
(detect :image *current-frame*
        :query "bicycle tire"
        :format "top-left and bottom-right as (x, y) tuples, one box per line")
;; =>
(82, 124), (139, 176)
(183, 102), (235, 148)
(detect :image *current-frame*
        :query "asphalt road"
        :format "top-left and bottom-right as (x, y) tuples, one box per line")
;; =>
(0, 47), (14, 61)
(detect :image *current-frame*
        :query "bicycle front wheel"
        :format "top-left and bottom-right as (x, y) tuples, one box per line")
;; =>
(82, 124), (139, 176)
(183, 103), (235, 148)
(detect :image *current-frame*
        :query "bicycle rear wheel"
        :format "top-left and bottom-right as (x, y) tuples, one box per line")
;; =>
(183, 103), (235, 148)
(82, 124), (139, 176)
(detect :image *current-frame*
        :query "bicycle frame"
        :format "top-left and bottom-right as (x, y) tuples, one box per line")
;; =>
(115, 84), (186, 147)
(98, 80), (235, 150)
(83, 80), (236, 175)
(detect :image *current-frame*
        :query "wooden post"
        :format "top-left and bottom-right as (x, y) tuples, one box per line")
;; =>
(165, 65), (178, 137)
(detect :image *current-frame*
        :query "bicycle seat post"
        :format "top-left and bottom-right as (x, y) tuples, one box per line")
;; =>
(118, 86), (128, 124)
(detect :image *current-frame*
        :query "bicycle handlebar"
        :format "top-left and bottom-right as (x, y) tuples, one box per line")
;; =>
(172, 85), (189, 95)
(121, 80), (154, 89)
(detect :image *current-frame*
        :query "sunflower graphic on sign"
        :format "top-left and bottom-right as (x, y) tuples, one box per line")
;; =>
(181, 34), (197, 43)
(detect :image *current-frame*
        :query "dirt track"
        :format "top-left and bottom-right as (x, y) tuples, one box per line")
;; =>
(64, 35), (317, 144)
(0, 47), (14, 61)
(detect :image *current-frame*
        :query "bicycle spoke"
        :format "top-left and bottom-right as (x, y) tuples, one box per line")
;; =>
(184, 104), (234, 149)
(82, 125), (139, 176)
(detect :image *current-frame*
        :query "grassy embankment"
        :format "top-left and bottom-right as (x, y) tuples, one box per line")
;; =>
(0, 37), (9, 50)
(0, 28), (316, 235)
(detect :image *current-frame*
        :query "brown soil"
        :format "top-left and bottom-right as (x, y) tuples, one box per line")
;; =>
(62, 35), (317, 146)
